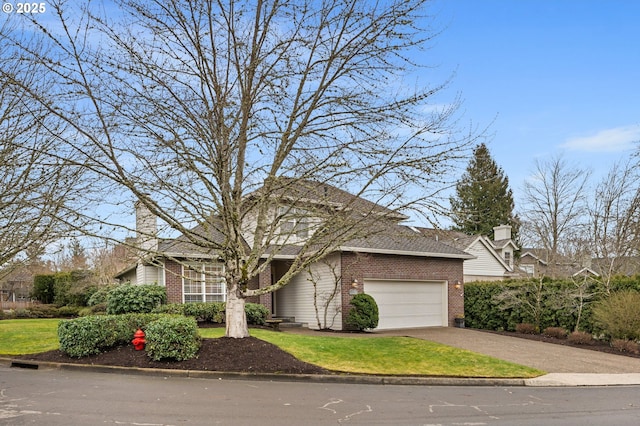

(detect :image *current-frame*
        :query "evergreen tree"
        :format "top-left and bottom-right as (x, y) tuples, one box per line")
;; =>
(450, 143), (518, 239)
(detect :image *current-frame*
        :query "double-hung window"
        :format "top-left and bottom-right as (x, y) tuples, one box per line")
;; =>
(183, 262), (226, 303)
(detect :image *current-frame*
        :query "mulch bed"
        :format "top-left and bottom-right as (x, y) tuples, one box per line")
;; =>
(16, 336), (331, 375)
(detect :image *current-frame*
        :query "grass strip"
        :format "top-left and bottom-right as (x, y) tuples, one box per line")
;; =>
(199, 328), (543, 378)
(0, 319), (60, 355)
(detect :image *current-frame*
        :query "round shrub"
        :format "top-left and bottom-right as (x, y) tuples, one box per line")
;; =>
(58, 313), (165, 357)
(346, 293), (379, 331)
(58, 315), (123, 357)
(87, 285), (119, 306)
(106, 284), (167, 314)
(144, 316), (201, 361)
(593, 290), (640, 341)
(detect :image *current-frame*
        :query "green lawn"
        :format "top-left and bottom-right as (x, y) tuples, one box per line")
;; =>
(0, 319), (543, 378)
(201, 328), (543, 378)
(0, 319), (61, 355)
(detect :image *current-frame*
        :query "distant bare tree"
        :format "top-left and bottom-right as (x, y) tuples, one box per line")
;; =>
(0, 35), (82, 280)
(588, 160), (640, 287)
(519, 156), (591, 278)
(4, 0), (477, 337)
(89, 240), (136, 286)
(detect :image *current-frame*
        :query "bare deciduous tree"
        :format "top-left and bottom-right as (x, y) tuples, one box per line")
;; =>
(0, 36), (82, 281)
(588, 160), (640, 287)
(519, 156), (591, 278)
(4, 0), (476, 337)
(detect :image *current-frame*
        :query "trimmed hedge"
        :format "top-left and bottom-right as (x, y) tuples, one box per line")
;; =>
(144, 316), (201, 361)
(464, 276), (640, 334)
(245, 303), (269, 325)
(152, 301), (268, 325)
(58, 313), (165, 357)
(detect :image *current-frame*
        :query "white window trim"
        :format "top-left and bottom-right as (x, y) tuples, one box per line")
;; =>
(182, 262), (226, 303)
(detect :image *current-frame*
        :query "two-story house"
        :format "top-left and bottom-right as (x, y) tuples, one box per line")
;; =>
(117, 180), (473, 330)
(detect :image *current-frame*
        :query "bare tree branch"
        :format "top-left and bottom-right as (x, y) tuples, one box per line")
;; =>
(3, 0), (477, 336)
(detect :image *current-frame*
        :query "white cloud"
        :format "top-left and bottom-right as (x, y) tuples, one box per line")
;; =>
(561, 125), (640, 152)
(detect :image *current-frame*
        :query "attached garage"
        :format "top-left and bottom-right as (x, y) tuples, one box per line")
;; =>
(364, 279), (447, 329)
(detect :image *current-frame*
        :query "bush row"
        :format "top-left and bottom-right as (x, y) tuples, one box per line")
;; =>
(464, 276), (640, 338)
(152, 302), (269, 325)
(58, 313), (200, 361)
(0, 304), (82, 319)
(32, 271), (97, 307)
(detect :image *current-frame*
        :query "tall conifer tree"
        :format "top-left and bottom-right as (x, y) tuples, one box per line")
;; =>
(450, 143), (518, 239)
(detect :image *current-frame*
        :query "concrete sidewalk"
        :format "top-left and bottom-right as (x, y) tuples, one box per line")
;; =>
(285, 326), (640, 386)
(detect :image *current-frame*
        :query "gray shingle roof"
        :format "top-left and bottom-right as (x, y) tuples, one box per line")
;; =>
(340, 222), (472, 259)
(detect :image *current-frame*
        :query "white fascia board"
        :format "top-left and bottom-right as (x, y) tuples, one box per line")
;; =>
(475, 237), (512, 271)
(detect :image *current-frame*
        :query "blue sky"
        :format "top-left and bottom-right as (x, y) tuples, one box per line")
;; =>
(426, 0), (640, 204)
(7, 0), (638, 223)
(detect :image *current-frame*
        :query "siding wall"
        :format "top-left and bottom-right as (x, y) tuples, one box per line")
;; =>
(275, 253), (342, 330)
(463, 241), (507, 281)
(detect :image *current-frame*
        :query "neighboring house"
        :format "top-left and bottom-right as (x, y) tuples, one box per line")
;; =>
(0, 269), (32, 302)
(418, 225), (519, 282)
(518, 249), (599, 279)
(591, 256), (640, 278)
(117, 181), (473, 330)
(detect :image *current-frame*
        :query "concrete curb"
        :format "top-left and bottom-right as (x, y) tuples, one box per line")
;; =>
(2, 357), (525, 387)
(5, 357), (638, 387)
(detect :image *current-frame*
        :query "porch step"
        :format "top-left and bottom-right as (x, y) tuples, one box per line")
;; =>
(271, 316), (305, 328)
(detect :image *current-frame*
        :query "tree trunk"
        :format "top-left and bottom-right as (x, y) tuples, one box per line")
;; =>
(225, 285), (249, 338)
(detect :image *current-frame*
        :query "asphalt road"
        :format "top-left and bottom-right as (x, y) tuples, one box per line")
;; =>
(2, 365), (640, 425)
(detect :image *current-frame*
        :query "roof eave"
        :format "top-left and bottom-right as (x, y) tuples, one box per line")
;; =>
(339, 246), (474, 260)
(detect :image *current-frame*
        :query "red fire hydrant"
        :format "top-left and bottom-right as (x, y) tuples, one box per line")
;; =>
(132, 329), (146, 351)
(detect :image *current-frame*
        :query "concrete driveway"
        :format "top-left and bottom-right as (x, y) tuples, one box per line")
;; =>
(374, 327), (640, 374)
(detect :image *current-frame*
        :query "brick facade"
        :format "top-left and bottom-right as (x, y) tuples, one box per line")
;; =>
(162, 252), (464, 327)
(339, 252), (464, 327)
(164, 259), (183, 304)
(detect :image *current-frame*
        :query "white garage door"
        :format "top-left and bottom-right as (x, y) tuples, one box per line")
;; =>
(364, 280), (447, 329)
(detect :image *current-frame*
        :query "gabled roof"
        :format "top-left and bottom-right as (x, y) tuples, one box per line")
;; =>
(493, 238), (518, 250)
(572, 267), (600, 278)
(416, 227), (515, 271)
(519, 249), (549, 265)
(157, 217), (249, 258)
(262, 222), (473, 260)
(245, 177), (408, 221)
(416, 228), (477, 251)
(117, 180), (472, 280)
